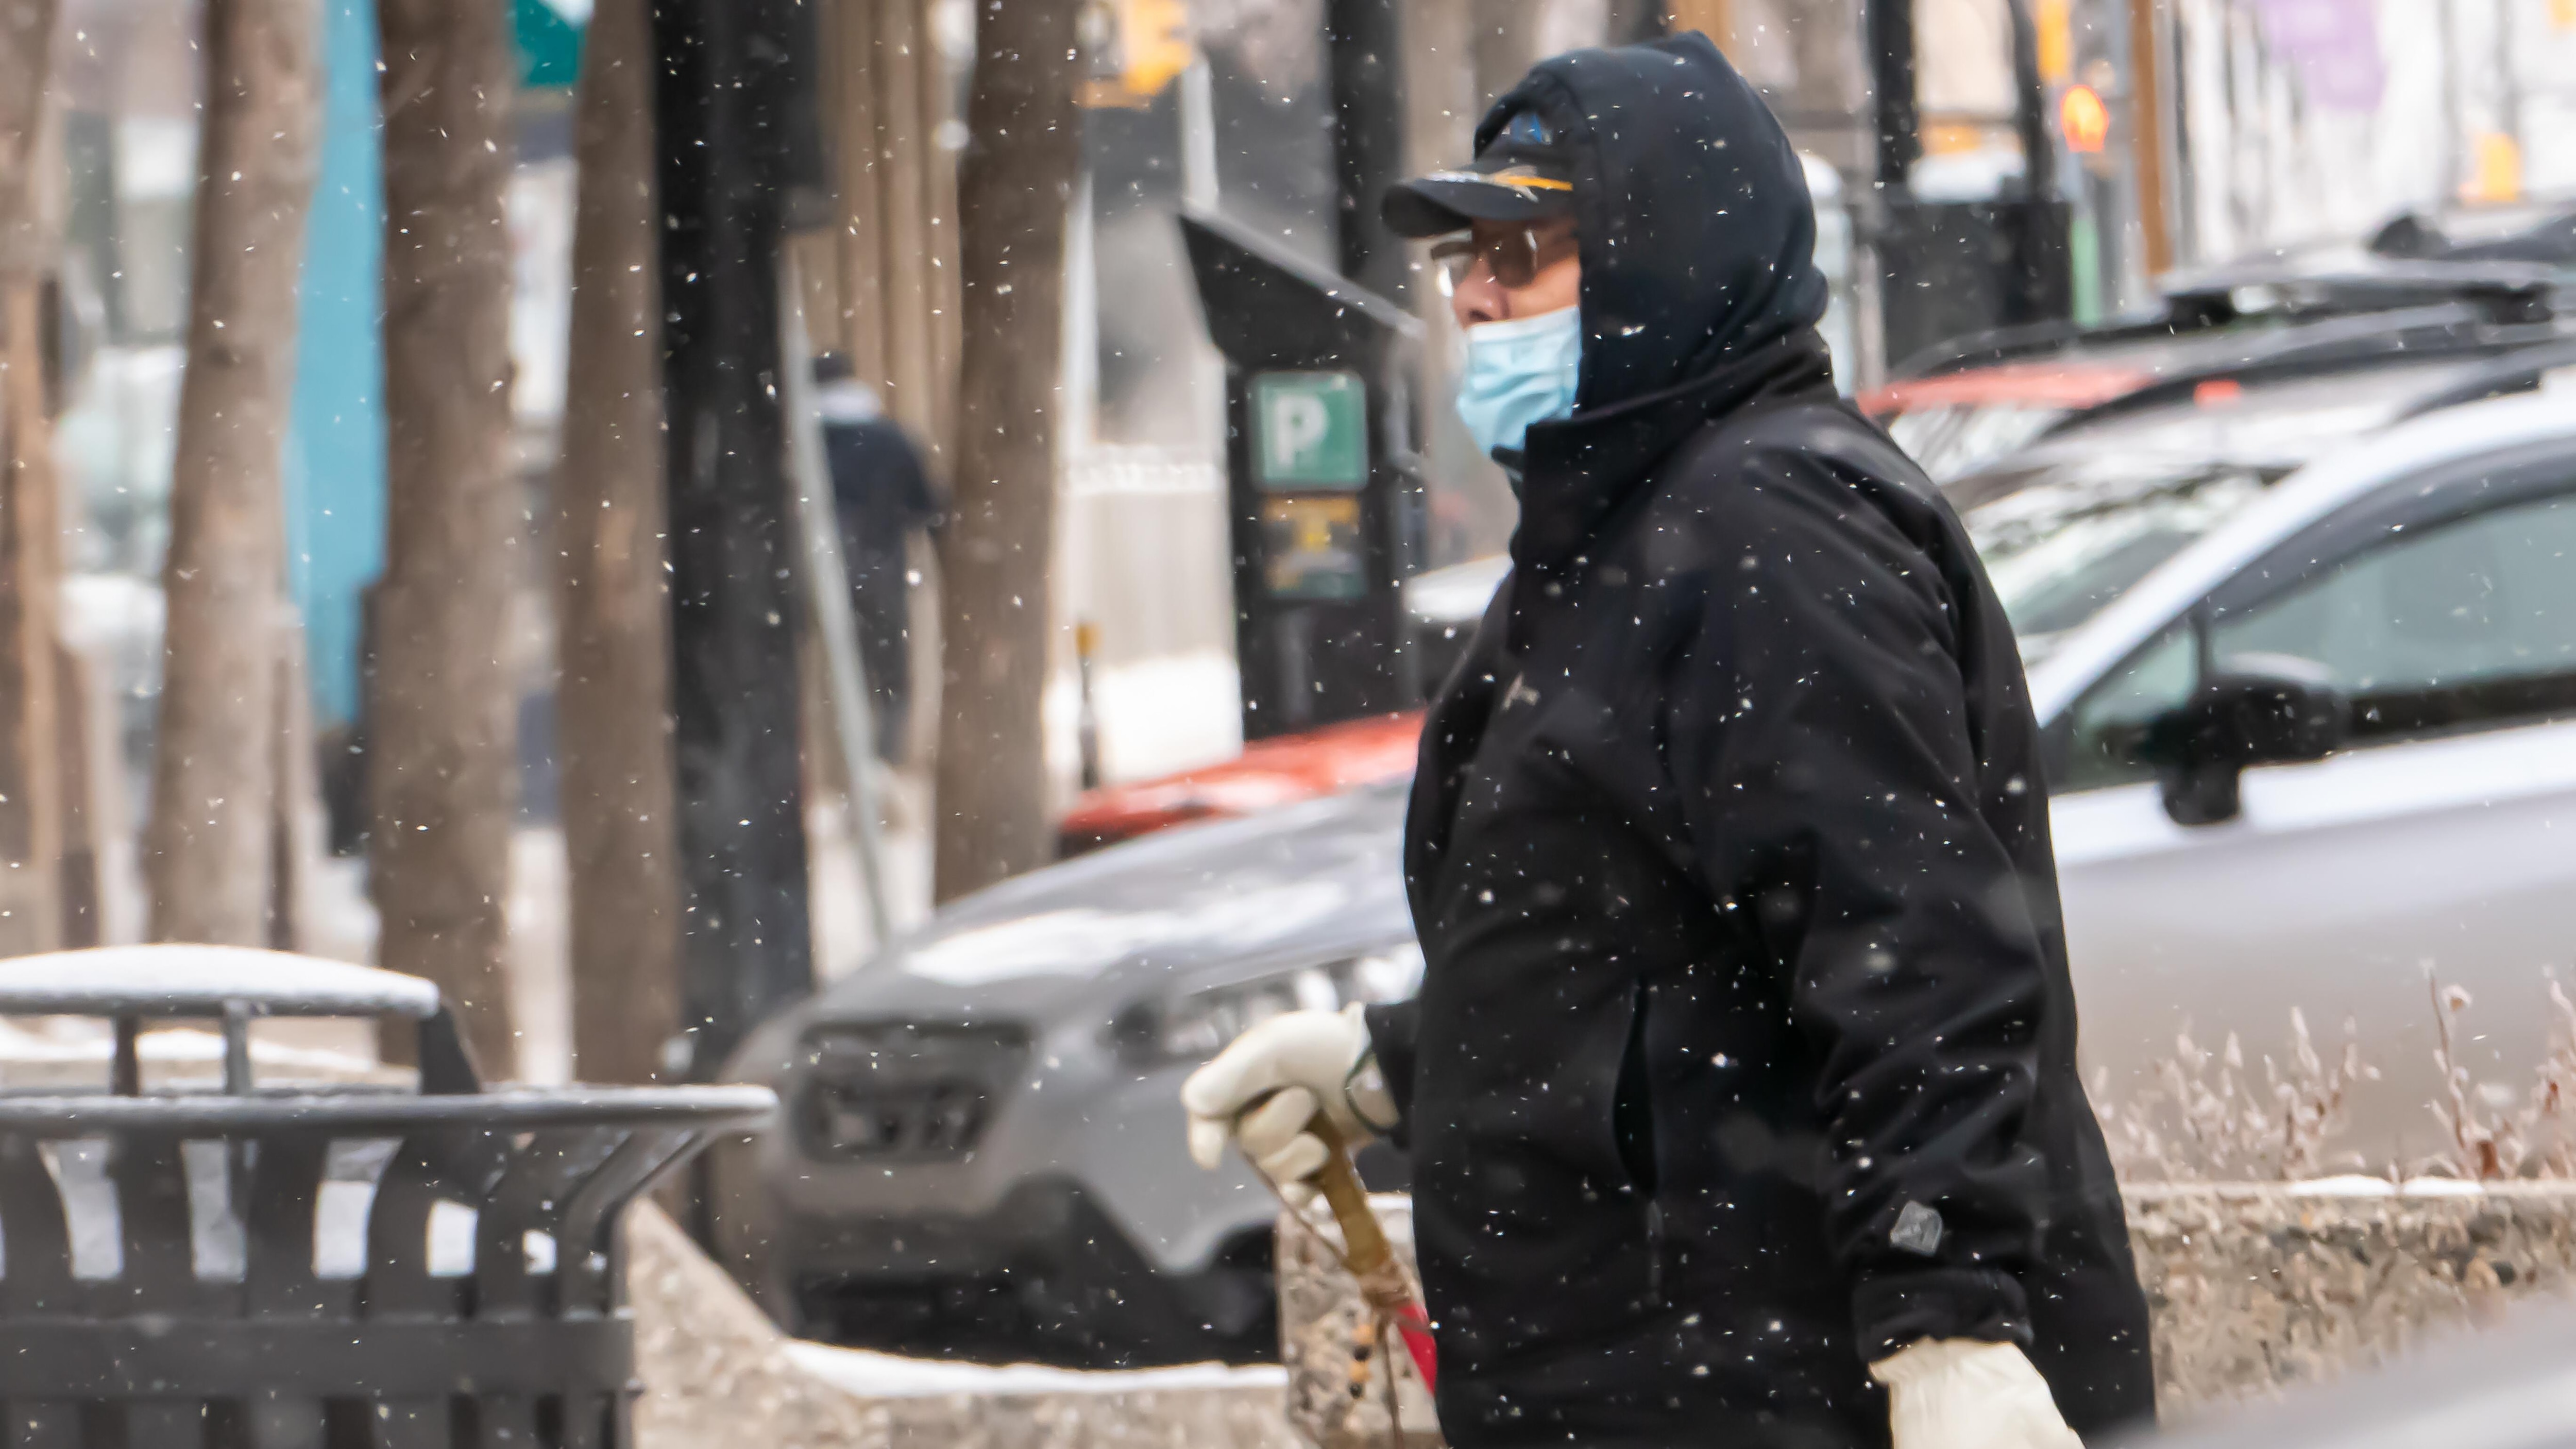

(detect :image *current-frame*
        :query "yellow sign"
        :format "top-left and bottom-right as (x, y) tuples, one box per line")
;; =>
(1260, 496), (1366, 602)
(2036, 0), (2074, 83)
(2464, 131), (2524, 204)
(1082, 0), (1189, 108)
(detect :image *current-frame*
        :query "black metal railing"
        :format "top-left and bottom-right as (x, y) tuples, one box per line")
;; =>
(0, 946), (775, 1449)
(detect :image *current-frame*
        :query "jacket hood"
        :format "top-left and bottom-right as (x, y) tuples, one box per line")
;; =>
(1481, 31), (1829, 411)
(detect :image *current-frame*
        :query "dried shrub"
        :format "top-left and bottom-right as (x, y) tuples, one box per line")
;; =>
(2096, 1009), (2371, 1182)
(2100, 976), (2576, 1184)
(2425, 975), (2576, 1181)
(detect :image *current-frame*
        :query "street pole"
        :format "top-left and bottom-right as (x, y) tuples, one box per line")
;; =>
(1866, 0), (1920, 196)
(777, 253), (893, 950)
(2003, 0), (2065, 322)
(648, 0), (824, 1079)
(1327, 0), (1409, 306)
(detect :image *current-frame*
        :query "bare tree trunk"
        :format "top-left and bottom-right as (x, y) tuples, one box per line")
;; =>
(875, 0), (936, 448)
(931, 0), (1081, 902)
(919, 1), (961, 471)
(146, 0), (319, 946)
(372, 0), (519, 1072)
(0, 0), (62, 958)
(1666, 0), (1728, 46)
(0, 0), (59, 276)
(0, 292), (58, 956)
(824, 0), (887, 393)
(558, 0), (681, 1086)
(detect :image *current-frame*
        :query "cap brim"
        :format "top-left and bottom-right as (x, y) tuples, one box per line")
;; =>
(1381, 175), (1572, 238)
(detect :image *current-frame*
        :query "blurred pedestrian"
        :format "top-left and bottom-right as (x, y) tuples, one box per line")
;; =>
(815, 355), (940, 761)
(1180, 33), (2153, 1449)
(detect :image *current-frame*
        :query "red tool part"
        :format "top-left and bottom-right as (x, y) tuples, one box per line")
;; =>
(1308, 1115), (1439, 1390)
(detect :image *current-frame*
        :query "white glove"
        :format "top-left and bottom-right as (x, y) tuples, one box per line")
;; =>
(1181, 1003), (1396, 1206)
(1871, 1339), (2082, 1449)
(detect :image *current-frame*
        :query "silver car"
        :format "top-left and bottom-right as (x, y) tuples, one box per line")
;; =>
(2014, 387), (2576, 1163)
(715, 384), (2576, 1363)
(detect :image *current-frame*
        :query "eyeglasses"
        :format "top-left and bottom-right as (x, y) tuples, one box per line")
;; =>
(1429, 224), (1578, 291)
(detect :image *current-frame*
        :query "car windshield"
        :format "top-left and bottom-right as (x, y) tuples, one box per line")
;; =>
(1967, 457), (2285, 642)
(1885, 403), (2071, 482)
(1951, 362), (2495, 645)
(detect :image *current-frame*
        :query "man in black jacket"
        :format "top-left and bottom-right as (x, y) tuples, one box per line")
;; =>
(815, 354), (941, 760)
(1183, 33), (2154, 1449)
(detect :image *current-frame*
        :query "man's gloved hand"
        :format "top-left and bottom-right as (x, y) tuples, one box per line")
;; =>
(1870, 1339), (2082, 1449)
(1181, 1003), (1396, 1207)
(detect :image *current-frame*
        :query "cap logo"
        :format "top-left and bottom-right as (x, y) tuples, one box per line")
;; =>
(1484, 165), (1572, 194)
(1504, 111), (1552, 146)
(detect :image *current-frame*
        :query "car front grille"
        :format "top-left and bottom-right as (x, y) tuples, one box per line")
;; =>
(796, 1022), (1029, 1160)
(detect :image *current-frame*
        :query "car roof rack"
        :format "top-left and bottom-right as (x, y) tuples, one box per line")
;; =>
(2390, 337), (2576, 420)
(1891, 259), (2562, 380)
(2370, 203), (2576, 267)
(2032, 321), (2575, 436)
(2158, 259), (2559, 329)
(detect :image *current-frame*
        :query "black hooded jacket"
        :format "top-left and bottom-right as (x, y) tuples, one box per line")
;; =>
(1361, 35), (2153, 1447)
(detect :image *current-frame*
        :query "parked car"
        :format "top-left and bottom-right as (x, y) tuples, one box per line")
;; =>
(2130, 1293), (2576, 1449)
(1952, 337), (2576, 657)
(1054, 708), (1423, 856)
(714, 780), (1419, 1365)
(1867, 258), (2564, 482)
(714, 386), (2576, 1368)
(1063, 244), (2576, 858)
(2002, 388), (2576, 1165)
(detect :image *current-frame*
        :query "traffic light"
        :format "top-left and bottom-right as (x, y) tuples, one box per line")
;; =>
(2060, 83), (2110, 155)
(1081, 0), (1192, 108)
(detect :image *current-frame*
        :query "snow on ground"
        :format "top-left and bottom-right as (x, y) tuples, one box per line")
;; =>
(781, 1342), (1286, 1400)
(1064, 647), (1245, 787)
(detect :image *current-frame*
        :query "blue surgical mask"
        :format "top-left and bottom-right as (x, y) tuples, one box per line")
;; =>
(1454, 304), (1581, 461)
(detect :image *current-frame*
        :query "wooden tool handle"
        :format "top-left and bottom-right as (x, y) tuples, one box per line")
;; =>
(1303, 1111), (1442, 1390)
(1307, 1113), (1403, 1304)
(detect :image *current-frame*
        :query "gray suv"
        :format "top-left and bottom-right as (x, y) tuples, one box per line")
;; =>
(709, 781), (1422, 1365)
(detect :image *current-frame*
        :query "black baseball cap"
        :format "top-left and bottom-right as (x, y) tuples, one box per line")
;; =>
(1381, 108), (1578, 239)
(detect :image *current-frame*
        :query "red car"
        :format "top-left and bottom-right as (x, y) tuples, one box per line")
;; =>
(1056, 708), (1425, 856)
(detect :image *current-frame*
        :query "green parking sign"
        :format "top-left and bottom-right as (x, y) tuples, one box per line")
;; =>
(1252, 371), (1368, 490)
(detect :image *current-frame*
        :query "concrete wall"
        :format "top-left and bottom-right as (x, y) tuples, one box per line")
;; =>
(1278, 1184), (2576, 1447)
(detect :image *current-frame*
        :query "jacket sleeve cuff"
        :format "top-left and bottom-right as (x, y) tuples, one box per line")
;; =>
(1360, 1000), (1420, 1145)
(1851, 1265), (2031, 1362)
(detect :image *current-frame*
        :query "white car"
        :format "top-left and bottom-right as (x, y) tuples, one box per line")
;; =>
(1986, 386), (2576, 1167)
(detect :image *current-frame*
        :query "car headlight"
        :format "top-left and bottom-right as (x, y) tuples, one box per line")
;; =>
(1112, 943), (1426, 1068)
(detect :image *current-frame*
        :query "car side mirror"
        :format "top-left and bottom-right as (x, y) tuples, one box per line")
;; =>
(2139, 657), (2347, 826)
